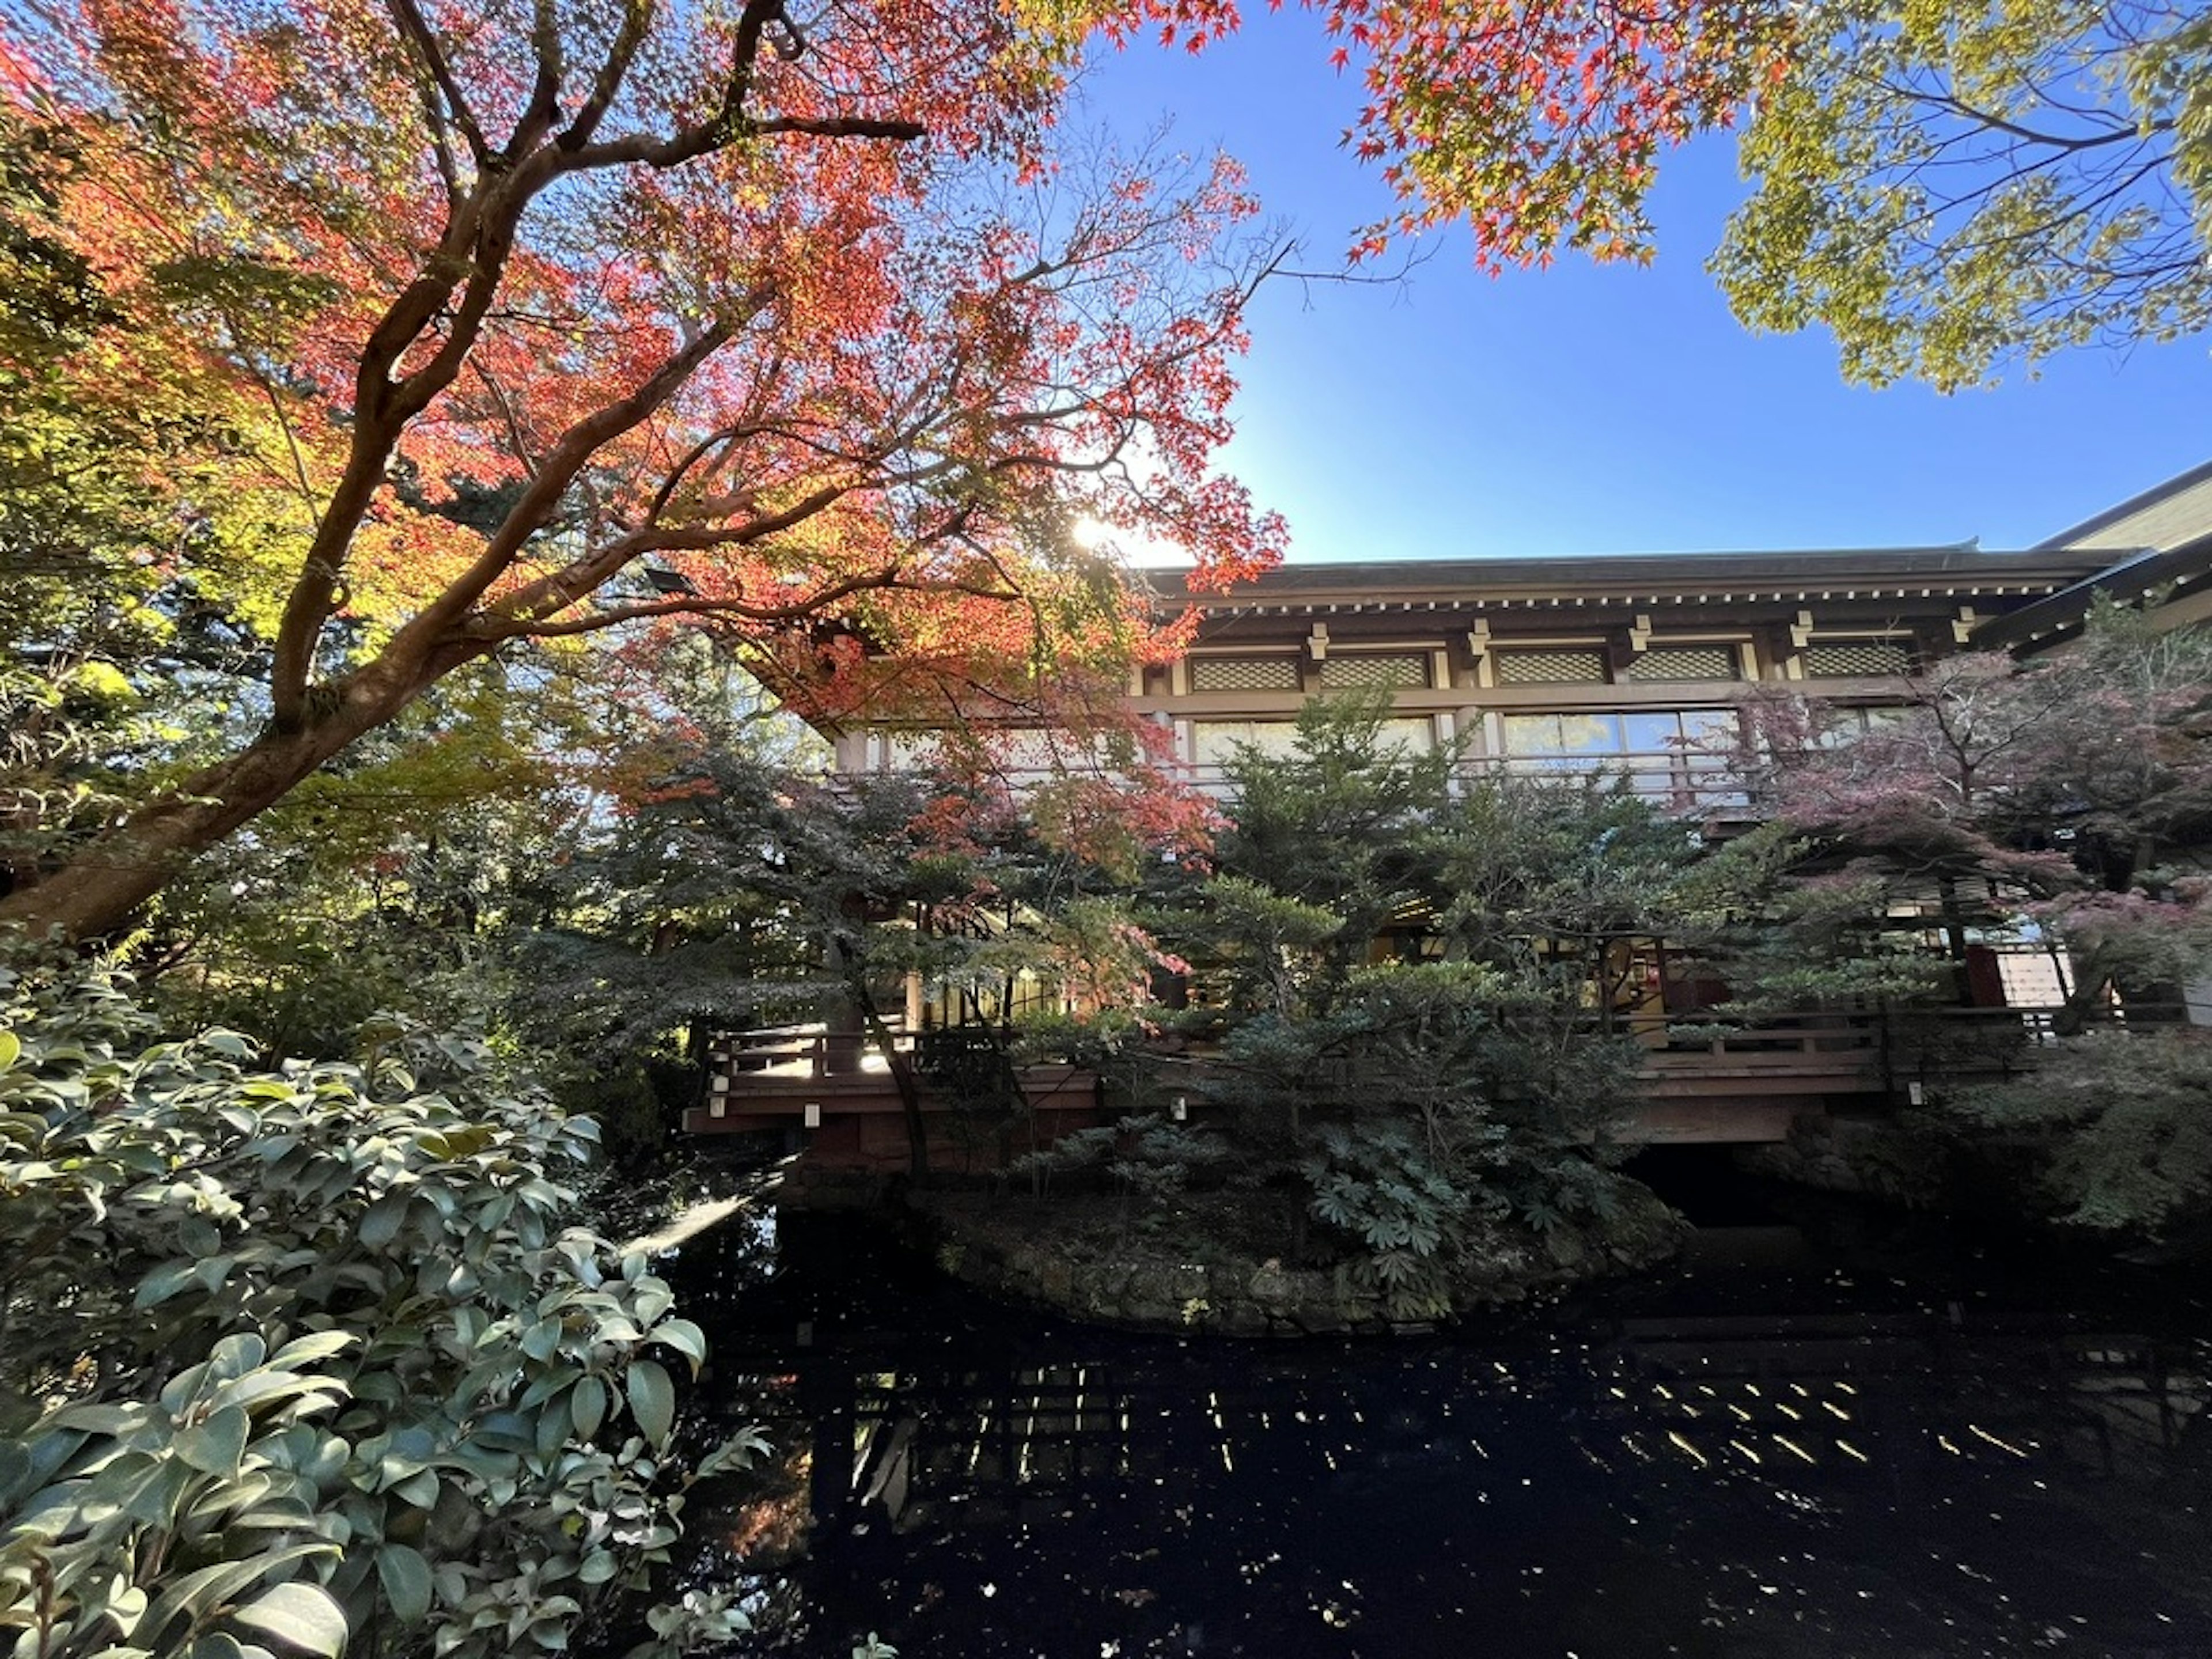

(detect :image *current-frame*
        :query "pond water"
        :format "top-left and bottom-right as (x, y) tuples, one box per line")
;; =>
(654, 1156), (2212, 1659)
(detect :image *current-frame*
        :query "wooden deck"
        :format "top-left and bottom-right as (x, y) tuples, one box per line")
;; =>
(683, 1026), (1103, 1169)
(685, 1006), (2069, 1157)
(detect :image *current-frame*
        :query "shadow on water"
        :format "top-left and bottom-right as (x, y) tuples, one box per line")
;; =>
(648, 1154), (2212, 1659)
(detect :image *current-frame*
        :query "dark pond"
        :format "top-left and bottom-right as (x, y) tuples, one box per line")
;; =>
(653, 1153), (2212, 1659)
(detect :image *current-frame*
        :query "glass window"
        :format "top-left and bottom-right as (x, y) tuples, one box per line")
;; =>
(1501, 713), (1624, 757)
(1495, 709), (1741, 807)
(1191, 721), (1307, 768)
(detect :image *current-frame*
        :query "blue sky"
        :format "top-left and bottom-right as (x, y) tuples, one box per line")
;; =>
(1074, 17), (2209, 562)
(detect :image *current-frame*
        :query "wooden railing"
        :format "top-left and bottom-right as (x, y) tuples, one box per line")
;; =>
(706, 1020), (917, 1079)
(700, 1001), (2188, 1124)
(1160, 750), (1752, 812)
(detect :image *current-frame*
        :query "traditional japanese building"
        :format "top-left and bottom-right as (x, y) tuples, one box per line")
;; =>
(1117, 542), (2106, 804)
(694, 465), (2212, 1160)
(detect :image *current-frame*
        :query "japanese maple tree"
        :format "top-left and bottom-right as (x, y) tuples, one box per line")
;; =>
(0, 0), (1287, 941)
(1723, 612), (2212, 1028)
(1070, 0), (1791, 267)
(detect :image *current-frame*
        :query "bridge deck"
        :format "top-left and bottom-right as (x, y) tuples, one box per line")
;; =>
(683, 1008), (2063, 1154)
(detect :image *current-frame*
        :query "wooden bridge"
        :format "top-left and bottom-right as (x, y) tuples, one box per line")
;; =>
(680, 1006), (2070, 1165)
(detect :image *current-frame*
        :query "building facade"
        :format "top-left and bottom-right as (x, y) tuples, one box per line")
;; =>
(700, 468), (2212, 1156)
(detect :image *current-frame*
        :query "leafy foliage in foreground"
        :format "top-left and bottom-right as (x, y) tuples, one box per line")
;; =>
(0, 961), (759, 1658)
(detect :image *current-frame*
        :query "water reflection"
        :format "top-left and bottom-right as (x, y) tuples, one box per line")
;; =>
(660, 1197), (2212, 1659)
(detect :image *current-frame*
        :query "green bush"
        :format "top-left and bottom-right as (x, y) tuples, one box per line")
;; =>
(1301, 1123), (1487, 1319)
(0, 960), (759, 1658)
(1954, 1027), (2212, 1248)
(1006, 1113), (1226, 1208)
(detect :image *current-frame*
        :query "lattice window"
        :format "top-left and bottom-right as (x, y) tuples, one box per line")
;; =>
(1188, 654), (1301, 692)
(1319, 652), (1430, 691)
(1623, 644), (1739, 683)
(1493, 647), (1608, 685)
(1804, 639), (1911, 677)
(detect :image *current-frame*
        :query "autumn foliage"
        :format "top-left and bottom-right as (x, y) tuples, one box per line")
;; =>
(1727, 618), (2212, 1028)
(0, 0), (1297, 939)
(1071, 0), (1794, 264)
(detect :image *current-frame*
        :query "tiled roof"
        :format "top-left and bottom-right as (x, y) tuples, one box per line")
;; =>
(1139, 544), (2111, 612)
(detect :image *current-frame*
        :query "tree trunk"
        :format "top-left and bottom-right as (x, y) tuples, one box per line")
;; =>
(2052, 948), (2116, 1037)
(0, 665), (430, 942)
(848, 972), (930, 1183)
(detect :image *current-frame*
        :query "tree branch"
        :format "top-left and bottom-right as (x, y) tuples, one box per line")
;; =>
(384, 0), (490, 166)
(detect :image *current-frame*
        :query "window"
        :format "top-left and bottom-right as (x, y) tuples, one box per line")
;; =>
(1812, 704), (1910, 748)
(1192, 718), (1436, 778)
(1190, 721), (1309, 767)
(1500, 711), (1625, 763)
(1497, 709), (1740, 806)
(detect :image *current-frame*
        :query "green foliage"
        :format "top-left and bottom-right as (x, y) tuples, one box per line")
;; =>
(1006, 1113), (1226, 1207)
(1715, 0), (2212, 388)
(1953, 1028), (2212, 1246)
(1211, 694), (1453, 1001)
(1118, 706), (1691, 1295)
(1301, 1124), (1484, 1319)
(0, 959), (758, 1658)
(1668, 827), (1956, 1017)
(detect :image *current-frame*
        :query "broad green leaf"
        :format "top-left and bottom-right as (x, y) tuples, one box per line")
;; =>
(176, 1405), (250, 1478)
(143, 1544), (335, 1637)
(647, 1318), (706, 1369)
(134, 1259), (201, 1309)
(570, 1374), (607, 1440)
(625, 1359), (674, 1448)
(356, 1192), (408, 1249)
(51, 1402), (148, 1435)
(0, 1110), (48, 1146)
(268, 1331), (357, 1369)
(229, 1581), (348, 1658)
(121, 1457), (196, 1529)
(210, 1334), (268, 1377)
(178, 1214), (224, 1257)
(375, 1543), (433, 1623)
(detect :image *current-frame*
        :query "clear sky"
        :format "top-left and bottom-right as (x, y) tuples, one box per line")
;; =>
(1073, 17), (2210, 563)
